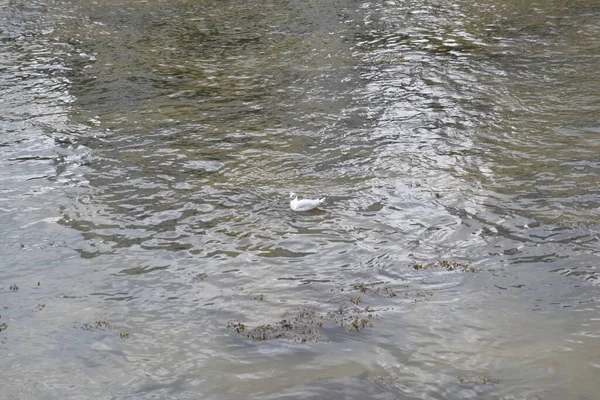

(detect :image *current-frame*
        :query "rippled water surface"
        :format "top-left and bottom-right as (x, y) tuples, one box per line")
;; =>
(2, 0), (600, 399)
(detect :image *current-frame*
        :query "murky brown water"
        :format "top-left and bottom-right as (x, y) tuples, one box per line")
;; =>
(2, 0), (600, 399)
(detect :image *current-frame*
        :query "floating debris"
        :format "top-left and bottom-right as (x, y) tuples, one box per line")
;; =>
(228, 295), (381, 343)
(77, 319), (113, 331)
(192, 272), (207, 282)
(328, 302), (376, 332)
(33, 304), (46, 312)
(0, 322), (7, 332)
(119, 332), (130, 339)
(413, 260), (479, 273)
(353, 282), (372, 293)
(226, 278), (420, 344)
(457, 376), (499, 385)
(407, 290), (434, 304)
(352, 282), (397, 298)
(227, 321), (246, 333)
(228, 308), (326, 343)
(9, 284), (18, 291)
(372, 374), (403, 389)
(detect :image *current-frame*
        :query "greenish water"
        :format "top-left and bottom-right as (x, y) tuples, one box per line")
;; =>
(1, 0), (599, 399)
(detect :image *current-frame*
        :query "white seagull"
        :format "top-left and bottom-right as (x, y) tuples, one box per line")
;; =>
(289, 192), (327, 212)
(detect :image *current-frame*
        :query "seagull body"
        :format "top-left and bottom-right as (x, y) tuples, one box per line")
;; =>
(289, 192), (326, 212)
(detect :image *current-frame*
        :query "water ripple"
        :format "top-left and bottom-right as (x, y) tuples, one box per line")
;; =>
(2, 1), (600, 399)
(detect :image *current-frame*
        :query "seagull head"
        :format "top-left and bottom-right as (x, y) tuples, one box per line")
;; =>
(289, 192), (297, 200)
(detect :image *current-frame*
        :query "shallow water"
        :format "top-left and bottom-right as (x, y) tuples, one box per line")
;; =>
(1, 0), (599, 399)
